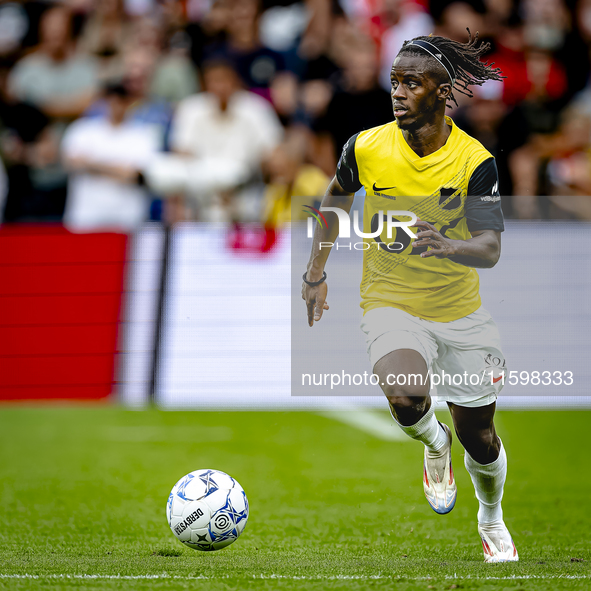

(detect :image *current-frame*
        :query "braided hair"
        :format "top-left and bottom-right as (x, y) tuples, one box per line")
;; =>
(398, 30), (504, 107)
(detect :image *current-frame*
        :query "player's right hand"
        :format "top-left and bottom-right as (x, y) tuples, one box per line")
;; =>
(302, 280), (329, 327)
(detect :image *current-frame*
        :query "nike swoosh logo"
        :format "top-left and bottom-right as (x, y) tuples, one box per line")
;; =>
(493, 375), (503, 383)
(373, 183), (396, 192)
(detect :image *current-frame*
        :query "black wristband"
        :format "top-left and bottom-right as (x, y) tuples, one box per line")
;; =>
(303, 271), (327, 286)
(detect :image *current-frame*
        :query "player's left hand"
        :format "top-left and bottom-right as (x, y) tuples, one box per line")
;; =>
(412, 219), (456, 259)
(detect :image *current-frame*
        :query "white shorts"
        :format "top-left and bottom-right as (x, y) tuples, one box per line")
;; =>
(360, 306), (506, 408)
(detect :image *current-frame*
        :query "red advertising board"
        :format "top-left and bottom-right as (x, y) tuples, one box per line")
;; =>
(0, 225), (127, 400)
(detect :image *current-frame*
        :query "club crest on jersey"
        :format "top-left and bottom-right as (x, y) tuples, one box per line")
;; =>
(438, 188), (461, 210)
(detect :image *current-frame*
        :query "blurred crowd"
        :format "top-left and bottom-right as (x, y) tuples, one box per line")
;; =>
(1, 0), (591, 231)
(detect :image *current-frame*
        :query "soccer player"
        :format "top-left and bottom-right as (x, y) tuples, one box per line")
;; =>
(302, 32), (517, 563)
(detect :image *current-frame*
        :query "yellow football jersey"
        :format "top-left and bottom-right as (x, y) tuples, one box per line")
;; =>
(336, 116), (504, 322)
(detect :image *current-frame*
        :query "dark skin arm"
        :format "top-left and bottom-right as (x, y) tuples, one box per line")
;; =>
(302, 176), (355, 326)
(412, 219), (501, 269)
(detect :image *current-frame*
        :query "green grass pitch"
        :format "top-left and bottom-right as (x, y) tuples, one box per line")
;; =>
(0, 406), (589, 590)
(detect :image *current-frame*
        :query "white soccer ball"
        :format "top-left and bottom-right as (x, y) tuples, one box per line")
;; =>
(166, 469), (249, 551)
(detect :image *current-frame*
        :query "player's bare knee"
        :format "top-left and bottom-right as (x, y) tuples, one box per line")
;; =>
(382, 378), (428, 401)
(386, 386), (429, 425)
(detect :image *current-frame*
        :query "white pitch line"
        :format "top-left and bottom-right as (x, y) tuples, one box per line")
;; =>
(255, 574), (591, 581)
(0, 574), (590, 581)
(318, 407), (407, 441)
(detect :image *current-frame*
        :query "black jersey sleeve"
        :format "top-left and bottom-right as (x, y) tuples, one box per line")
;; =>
(465, 157), (505, 232)
(335, 133), (362, 193)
